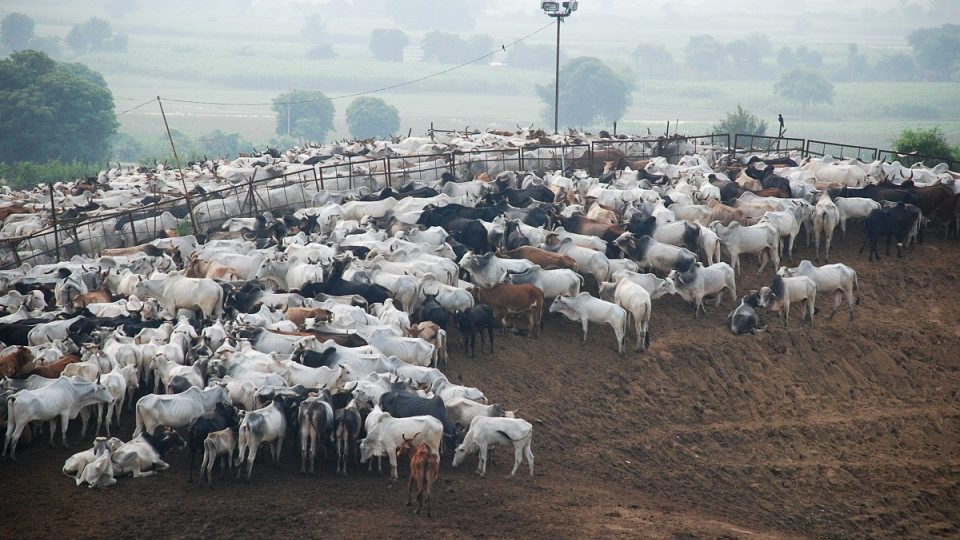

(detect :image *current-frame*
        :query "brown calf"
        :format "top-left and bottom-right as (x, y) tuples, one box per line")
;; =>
(27, 354), (80, 378)
(286, 307), (335, 328)
(470, 284), (543, 338)
(497, 246), (577, 272)
(400, 437), (440, 517)
(0, 347), (33, 378)
(407, 322), (446, 368)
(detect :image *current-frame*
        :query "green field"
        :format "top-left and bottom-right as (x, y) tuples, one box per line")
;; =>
(5, 0), (959, 160)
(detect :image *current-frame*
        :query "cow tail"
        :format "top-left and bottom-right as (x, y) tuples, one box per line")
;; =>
(214, 284), (225, 320)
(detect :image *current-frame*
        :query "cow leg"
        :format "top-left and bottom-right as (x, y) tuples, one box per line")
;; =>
(78, 408), (90, 439)
(244, 444), (257, 482)
(60, 413), (71, 448)
(524, 442), (535, 476)
(478, 445), (488, 477)
(580, 317), (589, 344)
(299, 429), (308, 473)
(814, 228), (822, 262)
(509, 442), (524, 477)
(388, 450), (399, 482)
(829, 291), (842, 320)
(487, 325), (495, 353)
(406, 470), (415, 506)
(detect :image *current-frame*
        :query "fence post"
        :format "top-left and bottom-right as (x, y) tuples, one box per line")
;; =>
(129, 210), (139, 246)
(47, 183), (61, 263)
(348, 156), (354, 189)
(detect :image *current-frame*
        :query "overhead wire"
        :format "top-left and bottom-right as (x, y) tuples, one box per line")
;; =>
(159, 21), (556, 107)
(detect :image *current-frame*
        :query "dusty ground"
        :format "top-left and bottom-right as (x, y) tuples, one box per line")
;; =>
(3, 228), (959, 539)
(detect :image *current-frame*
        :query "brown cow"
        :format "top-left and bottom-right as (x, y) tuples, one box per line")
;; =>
(706, 199), (749, 226)
(0, 347), (33, 378)
(73, 280), (113, 309)
(469, 284), (543, 338)
(400, 438), (440, 517)
(407, 321), (446, 368)
(557, 215), (624, 244)
(286, 307), (335, 328)
(0, 204), (36, 223)
(27, 354), (80, 378)
(497, 246), (577, 272)
(100, 243), (166, 258)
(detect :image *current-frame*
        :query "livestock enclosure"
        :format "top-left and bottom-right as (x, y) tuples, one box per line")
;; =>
(3, 227), (959, 539)
(1, 131), (954, 271)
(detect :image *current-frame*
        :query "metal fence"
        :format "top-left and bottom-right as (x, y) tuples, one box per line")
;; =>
(2, 130), (955, 269)
(733, 134), (807, 157)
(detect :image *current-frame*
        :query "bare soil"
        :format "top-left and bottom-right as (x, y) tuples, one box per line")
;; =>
(3, 229), (959, 539)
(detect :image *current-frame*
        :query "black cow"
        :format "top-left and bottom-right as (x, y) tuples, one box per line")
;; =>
(418, 294), (449, 329)
(484, 185), (554, 206)
(292, 347), (339, 368)
(455, 304), (496, 357)
(187, 402), (240, 482)
(417, 204), (502, 227)
(379, 391), (457, 450)
(725, 291), (765, 335)
(624, 216), (700, 254)
(300, 258), (391, 305)
(503, 220), (530, 250)
(859, 202), (921, 261)
(446, 219), (490, 254)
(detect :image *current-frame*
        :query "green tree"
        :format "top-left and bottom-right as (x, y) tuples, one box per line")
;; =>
(685, 35), (726, 73)
(535, 57), (631, 128)
(712, 105), (768, 136)
(505, 42), (562, 71)
(65, 17), (128, 53)
(271, 89), (334, 142)
(306, 43), (336, 60)
(907, 24), (960, 76)
(108, 132), (144, 162)
(198, 130), (251, 158)
(421, 31), (491, 63)
(875, 53), (918, 81)
(369, 29), (409, 62)
(892, 126), (960, 161)
(774, 69), (833, 116)
(346, 97), (400, 139)
(632, 43), (673, 77)
(0, 50), (117, 164)
(1, 13), (34, 51)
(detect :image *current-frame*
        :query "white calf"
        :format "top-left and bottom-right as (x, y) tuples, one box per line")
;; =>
(548, 292), (627, 354)
(452, 416), (534, 478)
(201, 427), (237, 486)
(760, 275), (817, 327)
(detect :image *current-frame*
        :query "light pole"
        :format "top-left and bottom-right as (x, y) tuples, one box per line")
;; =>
(541, 1), (578, 135)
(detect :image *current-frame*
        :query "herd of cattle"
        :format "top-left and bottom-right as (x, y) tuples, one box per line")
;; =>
(0, 129), (958, 513)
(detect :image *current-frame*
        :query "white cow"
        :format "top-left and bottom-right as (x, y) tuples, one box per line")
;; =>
(111, 429), (186, 478)
(62, 437), (124, 477)
(759, 275), (817, 327)
(361, 327), (434, 367)
(134, 272), (224, 320)
(452, 416), (534, 477)
(835, 197), (880, 240)
(236, 397), (288, 482)
(759, 210), (802, 262)
(598, 276), (653, 352)
(359, 413), (443, 481)
(667, 262), (737, 317)
(709, 221), (780, 275)
(444, 397), (515, 430)
(200, 427), (237, 486)
(548, 292), (627, 354)
(133, 385), (228, 437)
(778, 261), (859, 320)
(813, 194), (840, 262)
(75, 439), (117, 488)
(4, 376), (114, 459)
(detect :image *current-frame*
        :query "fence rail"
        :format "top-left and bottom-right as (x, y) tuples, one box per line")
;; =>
(1, 131), (955, 270)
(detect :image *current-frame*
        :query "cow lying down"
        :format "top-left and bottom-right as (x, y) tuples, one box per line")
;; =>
(725, 291), (766, 335)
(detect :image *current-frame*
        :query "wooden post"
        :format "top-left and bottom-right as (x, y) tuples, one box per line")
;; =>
(47, 183), (61, 262)
(157, 97), (199, 235)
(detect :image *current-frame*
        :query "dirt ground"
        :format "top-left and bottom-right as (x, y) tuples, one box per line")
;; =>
(2, 228), (959, 540)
